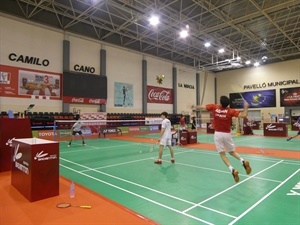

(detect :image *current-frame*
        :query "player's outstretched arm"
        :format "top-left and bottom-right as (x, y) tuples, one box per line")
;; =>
(191, 104), (206, 111)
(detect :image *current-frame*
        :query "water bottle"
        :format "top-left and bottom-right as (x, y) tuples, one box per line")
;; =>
(260, 148), (264, 154)
(69, 181), (75, 198)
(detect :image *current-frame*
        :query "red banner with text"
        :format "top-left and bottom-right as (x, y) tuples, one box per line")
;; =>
(147, 85), (173, 104)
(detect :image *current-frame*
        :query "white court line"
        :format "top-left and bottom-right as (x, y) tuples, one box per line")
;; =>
(60, 163), (214, 225)
(79, 149), (192, 171)
(176, 162), (282, 183)
(60, 142), (143, 154)
(228, 168), (300, 225)
(61, 156), (236, 219)
(182, 160), (283, 213)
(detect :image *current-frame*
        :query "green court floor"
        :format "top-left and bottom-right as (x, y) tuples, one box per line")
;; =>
(59, 133), (299, 225)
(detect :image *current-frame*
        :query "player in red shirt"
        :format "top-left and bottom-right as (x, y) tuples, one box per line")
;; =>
(193, 96), (251, 182)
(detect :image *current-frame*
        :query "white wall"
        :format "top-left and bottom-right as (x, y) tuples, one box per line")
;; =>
(106, 46), (142, 113)
(0, 16), (63, 113)
(69, 36), (101, 74)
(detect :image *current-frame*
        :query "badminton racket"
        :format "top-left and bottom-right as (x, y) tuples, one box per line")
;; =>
(187, 103), (197, 111)
(287, 134), (299, 141)
(56, 203), (92, 209)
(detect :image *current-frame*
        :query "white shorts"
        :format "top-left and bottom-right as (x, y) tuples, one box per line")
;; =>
(160, 138), (171, 147)
(214, 131), (235, 153)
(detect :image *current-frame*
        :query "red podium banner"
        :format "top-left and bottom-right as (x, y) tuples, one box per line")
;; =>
(188, 131), (197, 144)
(179, 132), (188, 145)
(11, 138), (59, 202)
(263, 123), (288, 137)
(0, 118), (32, 172)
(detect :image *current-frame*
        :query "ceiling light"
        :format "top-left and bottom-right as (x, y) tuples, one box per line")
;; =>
(179, 29), (188, 38)
(245, 60), (251, 65)
(254, 62), (260, 67)
(149, 15), (160, 26)
(204, 42), (211, 47)
(218, 48), (225, 53)
(236, 56), (241, 60)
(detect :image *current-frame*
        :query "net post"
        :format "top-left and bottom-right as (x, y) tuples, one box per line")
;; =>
(235, 117), (241, 136)
(54, 120), (57, 141)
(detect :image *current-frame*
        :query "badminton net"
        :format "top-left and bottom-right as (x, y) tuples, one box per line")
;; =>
(53, 118), (161, 141)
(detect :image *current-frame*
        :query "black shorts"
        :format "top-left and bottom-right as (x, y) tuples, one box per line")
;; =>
(72, 131), (82, 135)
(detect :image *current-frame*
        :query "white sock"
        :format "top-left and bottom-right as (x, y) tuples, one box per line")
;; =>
(229, 166), (233, 172)
(240, 158), (244, 164)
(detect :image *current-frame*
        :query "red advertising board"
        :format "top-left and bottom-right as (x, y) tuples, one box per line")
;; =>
(0, 64), (61, 100)
(11, 138), (59, 202)
(0, 118), (32, 172)
(147, 85), (173, 104)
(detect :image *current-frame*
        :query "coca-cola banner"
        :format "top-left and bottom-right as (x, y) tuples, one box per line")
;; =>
(147, 85), (173, 104)
(63, 96), (107, 104)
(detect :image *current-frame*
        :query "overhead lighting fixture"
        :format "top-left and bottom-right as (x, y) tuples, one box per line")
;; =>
(236, 56), (241, 60)
(149, 15), (160, 26)
(218, 48), (225, 53)
(179, 29), (188, 38)
(254, 62), (260, 67)
(262, 56), (268, 62)
(245, 60), (251, 65)
(204, 42), (211, 47)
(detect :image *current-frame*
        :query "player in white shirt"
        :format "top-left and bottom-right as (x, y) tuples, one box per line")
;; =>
(68, 114), (86, 147)
(154, 111), (175, 164)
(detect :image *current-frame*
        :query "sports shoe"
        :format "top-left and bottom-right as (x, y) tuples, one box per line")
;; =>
(68, 145), (70, 147)
(154, 160), (162, 164)
(83, 143), (86, 146)
(243, 160), (252, 175)
(232, 169), (239, 182)
(171, 159), (175, 163)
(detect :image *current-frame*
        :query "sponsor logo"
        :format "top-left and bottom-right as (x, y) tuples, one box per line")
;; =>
(102, 128), (117, 133)
(6, 137), (15, 147)
(266, 124), (276, 129)
(38, 131), (54, 137)
(190, 135), (196, 139)
(266, 123), (284, 131)
(72, 97), (84, 103)
(13, 144), (29, 175)
(89, 98), (101, 104)
(150, 126), (159, 131)
(129, 127), (140, 132)
(34, 151), (57, 161)
(148, 89), (171, 102)
(180, 136), (186, 141)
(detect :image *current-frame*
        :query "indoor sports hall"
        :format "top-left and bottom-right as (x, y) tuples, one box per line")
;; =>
(0, 1), (300, 225)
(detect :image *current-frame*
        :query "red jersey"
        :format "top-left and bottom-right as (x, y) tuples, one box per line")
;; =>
(206, 104), (240, 133)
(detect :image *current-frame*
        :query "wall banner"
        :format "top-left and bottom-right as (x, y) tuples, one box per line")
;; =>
(147, 85), (173, 104)
(280, 87), (300, 107)
(230, 89), (276, 108)
(0, 64), (61, 100)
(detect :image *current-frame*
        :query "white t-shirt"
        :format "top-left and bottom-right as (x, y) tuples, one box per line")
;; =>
(72, 121), (83, 132)
(161, 118), (172, 139)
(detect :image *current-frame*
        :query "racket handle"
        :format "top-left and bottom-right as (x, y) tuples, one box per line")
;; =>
(80, 205), (92, 209)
